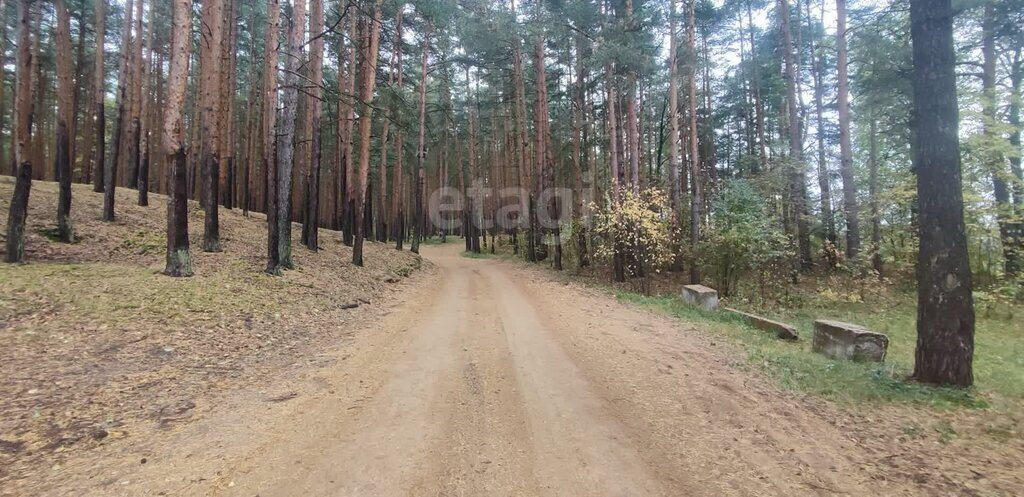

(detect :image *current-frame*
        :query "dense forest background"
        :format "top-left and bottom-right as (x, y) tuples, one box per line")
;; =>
(1, 0), (1021, 385)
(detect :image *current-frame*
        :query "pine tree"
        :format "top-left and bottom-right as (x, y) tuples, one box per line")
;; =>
(352, 0), (383, 266)
(55, 0), (74, 243)
(263, 0), (282, 274)
(836, 0), (860, 258)
(910, 0), (975, 387)
(90, 0), (106, 194)
(165, 0), (194, 277)
(687, 0), (702, 284)
(301, 0), (325, 251)
(4, 0), (35, 263)
(200, 0), (224, 252)
(411, 19), (430, 255)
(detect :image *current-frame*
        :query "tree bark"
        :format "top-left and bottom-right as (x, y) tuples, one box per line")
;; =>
(301, 0), (325, 251)
(275, 0), (305, 268)
(263, 0), (282, 274)
(668, 0), (681, 216)
(392, 7), (405, 250)
(1007, 52), (1022, 278)
(780, 0), (812, 269)
(607, 61), (625, 283)
(200, 0), (224, 252)
(531, 0), (550, 261)
(467, 67), (481, 254)
(4, 0), (35, 263)
(687, 0), (702, 284)
(868, 112), (883, 277)
(811, 0), (834, 245)
(573, 35), (590, 268)
(411, 21), (430, 254)
(219, 0), (237, 208)
(127, 0), (144, 190)
(340, 9), (358, 246)
(55, 0), (74, 242)
(624, 2), (640, 196)
(910, 0), (975, 387)
(164, 0), (194, 277)
(511, 0), (530, 260)
(105, 0), (134, 220)
(90, 1), (106, 193)
(352, 0), (383, 265)
(138, 0), (154, 206)
(836, 0), (860, 258)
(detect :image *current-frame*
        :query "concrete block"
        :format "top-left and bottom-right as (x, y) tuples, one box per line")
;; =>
(812, 320), (889, 362)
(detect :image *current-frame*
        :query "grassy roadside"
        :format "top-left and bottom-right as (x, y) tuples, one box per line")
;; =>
(458, 236), (1024, 409)
(613, 291), (998, 409)
(455, 237), (1020, 410)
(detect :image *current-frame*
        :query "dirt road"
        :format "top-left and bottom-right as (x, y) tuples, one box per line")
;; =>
(46, 244), (914, 497)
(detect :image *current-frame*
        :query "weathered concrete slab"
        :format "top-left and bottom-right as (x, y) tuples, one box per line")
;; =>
(681, 285), (719, 311)
(723, 307), (799, 340)
(812, 320), (889, 362)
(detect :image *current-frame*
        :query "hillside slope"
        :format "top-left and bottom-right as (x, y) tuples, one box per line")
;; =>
(0, 178), (430, 490)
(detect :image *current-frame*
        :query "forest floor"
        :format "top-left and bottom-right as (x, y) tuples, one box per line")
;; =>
(0, 178), (429, 495)
(2, 180), (1021, 496)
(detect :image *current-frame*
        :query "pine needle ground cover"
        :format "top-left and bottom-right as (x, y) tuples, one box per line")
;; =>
(0, 178), (430, 485)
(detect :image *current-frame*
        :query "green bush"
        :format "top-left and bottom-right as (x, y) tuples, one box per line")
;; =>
(698, 180), (790, 297)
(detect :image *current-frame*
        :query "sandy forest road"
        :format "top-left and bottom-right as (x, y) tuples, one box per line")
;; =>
(65, 243), (914, 497)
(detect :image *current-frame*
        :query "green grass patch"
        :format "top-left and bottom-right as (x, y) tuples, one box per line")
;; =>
(760, 294), (1024, 402)
(614, 291), (994, 409)
(461, 250), (500, 259)
(0, 259), (312, 328)
(119, 229), (165, 254)
(35, 227), (72, 243)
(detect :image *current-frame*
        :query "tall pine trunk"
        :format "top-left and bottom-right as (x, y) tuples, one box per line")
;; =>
(836, 0), (860, 258)
(55, 0), (74, 242)
(91, 1), (106, 193)
(811, 0), (834, 245)
(868, 112), (883, 277)
(219, 0), (237, 208)
(340, 11), (357, 246)
(126, 0), (144, 190)
(107, 0), (134, 220)
(668, 0), (681, 217)
(301, 0), (325, 251)
(275, 0), (305, 269)
(263, 0), (282, 274)
(164, 0), (194, 277)
(573, 35), (589, 268)
(780, 0), (812, 269)
(411, 23), (430, 255)
(352, 0), (383, 265)
(687, 0), (702, 284)
(200, 0), (224, 252)
(466, 67), (480, 254)
(4, 0), (35, 263)
(910, 0), (975, 387)
(138, 1), (154, 206)
(392, 8), (405, 250)
(607, 62), (625, 283)
(1007, 52), (1023, 278)
(511, 0), (530, 260)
